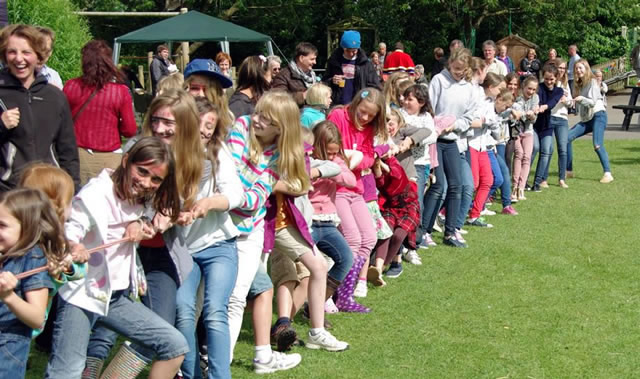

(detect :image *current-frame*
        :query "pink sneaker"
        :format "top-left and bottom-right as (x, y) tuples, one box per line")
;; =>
(325, 298), (339, 314)
(501, 205), (518, 215)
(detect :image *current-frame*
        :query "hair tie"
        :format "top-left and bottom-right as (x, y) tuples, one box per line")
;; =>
(361, 90), (369, 98)
(258, 55), (267, 63)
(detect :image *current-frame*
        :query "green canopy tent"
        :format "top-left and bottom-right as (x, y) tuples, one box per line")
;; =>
(112, 10), (273, 64)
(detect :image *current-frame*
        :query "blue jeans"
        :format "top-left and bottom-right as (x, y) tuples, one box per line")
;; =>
(312, 221), (353, 282)
(533, 127), (555, 186)
(175, 238), (238, 379)
(414, 164), (429, 243)
(86, 246), (181, 360)
(456, 152), (474, 229)
(494, 144), (512, 207)
(45, 291), (189, 378)
(552, 117), (569, 180)
(0, 333), (30, 377)
(567, 111), (610, 173)
(488, 149), (503, 198)
(423, 140), (462, 237)
(530, 129), (539, 186)
(547, 117), (569, 180)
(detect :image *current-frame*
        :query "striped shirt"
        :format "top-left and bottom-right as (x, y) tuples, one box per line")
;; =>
(226, 116), (280, 234)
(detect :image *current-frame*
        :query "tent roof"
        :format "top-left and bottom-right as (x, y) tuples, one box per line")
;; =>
(115, 10), (271, 44)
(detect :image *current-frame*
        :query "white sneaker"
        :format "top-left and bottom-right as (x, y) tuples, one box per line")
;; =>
(306, 329), (349, 352)
(402, 249), (422, 265)
(600, 172), (614, 184)
(354, 280), (367, 298)
(457, 228), (468, 235)
(480, 208), (496, 216)
(253, 351), (302, 374)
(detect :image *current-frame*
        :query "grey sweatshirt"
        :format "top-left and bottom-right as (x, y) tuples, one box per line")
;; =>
(428, 69), (478, 142)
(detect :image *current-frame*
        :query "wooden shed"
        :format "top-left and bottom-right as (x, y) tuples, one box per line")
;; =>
(497, 34), (539, 72)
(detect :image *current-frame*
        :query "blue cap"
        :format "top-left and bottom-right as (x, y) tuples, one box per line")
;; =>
(340, 30), (361, 49)
(183, 59), (233, 88)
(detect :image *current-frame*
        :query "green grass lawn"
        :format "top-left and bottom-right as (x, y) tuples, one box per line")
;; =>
(26, 139), (640, 378)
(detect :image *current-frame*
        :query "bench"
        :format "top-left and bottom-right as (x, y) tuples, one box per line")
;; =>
(614, 86), (640, 130)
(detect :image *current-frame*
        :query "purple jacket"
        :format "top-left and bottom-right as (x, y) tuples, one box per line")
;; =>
(263, 143), (315, 253)
(362, 144), (390, 202)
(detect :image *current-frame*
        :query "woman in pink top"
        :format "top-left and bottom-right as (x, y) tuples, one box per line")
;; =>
(326, 88), (387, 313)
(309, 121), (356, 307)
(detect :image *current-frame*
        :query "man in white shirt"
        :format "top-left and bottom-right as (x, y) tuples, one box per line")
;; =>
(37, 26), (63, 89)
(483, 40), (507, 76)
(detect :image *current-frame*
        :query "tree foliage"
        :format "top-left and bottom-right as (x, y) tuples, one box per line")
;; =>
(9, 0), (92, 81)
(68, 0), (640, 70)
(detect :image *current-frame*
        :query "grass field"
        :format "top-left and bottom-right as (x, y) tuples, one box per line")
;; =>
(26, 138), (640, 378)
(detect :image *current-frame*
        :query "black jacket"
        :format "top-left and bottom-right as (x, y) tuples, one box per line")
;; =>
(0, 69), (79, 191)
(323, 48), (381, 105)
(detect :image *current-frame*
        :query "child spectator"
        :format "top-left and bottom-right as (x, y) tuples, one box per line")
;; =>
(511, 76), (540, 201)
(300, 82), (332, 128)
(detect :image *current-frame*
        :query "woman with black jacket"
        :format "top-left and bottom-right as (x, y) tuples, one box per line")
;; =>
(0, 24), (79, 192)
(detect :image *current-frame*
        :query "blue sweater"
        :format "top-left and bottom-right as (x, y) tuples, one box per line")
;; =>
(534, 84), (564, 132)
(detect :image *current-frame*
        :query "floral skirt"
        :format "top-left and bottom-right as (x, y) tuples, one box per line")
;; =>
(366, 200), (393, 240)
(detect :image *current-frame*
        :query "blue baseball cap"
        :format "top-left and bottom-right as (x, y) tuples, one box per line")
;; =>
(183, 59), (233, 88)
(340, 30), (361, 49)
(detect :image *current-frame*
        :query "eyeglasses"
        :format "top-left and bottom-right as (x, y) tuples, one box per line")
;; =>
(151, 116), (177, 127)
(252, 112), (273, 127)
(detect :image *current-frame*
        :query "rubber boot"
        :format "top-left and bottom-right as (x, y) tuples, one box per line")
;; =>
(100, 342), (149, 379)
(81, 357), (104, 379)
(334, 255), (370, 313)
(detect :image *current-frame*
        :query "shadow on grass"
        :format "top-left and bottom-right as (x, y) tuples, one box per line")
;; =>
(609, 158), (640, 165)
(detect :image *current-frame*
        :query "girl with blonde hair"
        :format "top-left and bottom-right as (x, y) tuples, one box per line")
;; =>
(227, 91), (344, 373)
(566, 59), (612, 183)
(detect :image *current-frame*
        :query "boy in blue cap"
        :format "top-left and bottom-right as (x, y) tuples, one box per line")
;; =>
(323, 30), (380, 105)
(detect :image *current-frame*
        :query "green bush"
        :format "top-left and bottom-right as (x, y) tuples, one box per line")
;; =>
(9, 0), (92, 82)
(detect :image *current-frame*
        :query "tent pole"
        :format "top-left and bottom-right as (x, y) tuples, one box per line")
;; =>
(113, 41), (121, 65)
(266, 41), (274, 56)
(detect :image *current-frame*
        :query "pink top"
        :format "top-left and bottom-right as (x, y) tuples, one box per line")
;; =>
(309, 156), (356, 215)
(327, 107), (375, 195)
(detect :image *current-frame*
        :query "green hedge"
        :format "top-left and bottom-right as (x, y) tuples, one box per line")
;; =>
(9, 0), (92, 82)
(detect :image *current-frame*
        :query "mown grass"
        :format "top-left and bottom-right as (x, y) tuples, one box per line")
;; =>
(27, 139), (640, 378)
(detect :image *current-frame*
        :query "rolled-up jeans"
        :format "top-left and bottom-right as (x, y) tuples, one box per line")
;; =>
(45, 290), (189, 378)
(533, 127), (555, 186)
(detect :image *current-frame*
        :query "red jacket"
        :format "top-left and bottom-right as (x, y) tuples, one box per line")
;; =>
(64, 79), (137, 151)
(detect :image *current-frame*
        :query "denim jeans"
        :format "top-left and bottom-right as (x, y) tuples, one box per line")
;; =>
(45, 291), (189, 378)
(312, 221), (353, 282)
(424, 140), (462, 237)
(175, 238), (238, 379)
(456, 152), (474, 229)
(567, 111), (610, 173)
(414, 164), (429, 243)
(86, 246), (181, 361)
(494, 144), (512, 207)
(422, 160), (445, 235)
(552, 117), (569, 180)
(488, 149), (503, 199)
(533, 127), (555, 186)
(0, 333), (30, 377)
(530, 129), (539, 186)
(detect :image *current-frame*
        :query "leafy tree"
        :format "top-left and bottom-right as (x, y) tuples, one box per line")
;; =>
(9, 0), (92, 81)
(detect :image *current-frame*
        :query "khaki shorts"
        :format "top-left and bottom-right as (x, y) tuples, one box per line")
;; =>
(269, 226), (312, 287)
